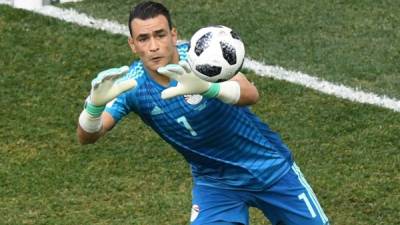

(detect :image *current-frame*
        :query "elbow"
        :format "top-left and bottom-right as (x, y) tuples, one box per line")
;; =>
(247, 86), (260, 105)
(247, 93), (259, 106)
(248, 77), (261, 104)
(237, 86), (259, 106)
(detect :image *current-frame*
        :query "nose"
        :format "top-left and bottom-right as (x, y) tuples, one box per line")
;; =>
(149, 37), (159, 52)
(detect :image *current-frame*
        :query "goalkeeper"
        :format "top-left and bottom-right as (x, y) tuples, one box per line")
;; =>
(77, 1), (329, 225)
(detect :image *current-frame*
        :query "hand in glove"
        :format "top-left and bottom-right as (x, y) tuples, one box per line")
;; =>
(157, 61), (220, 99)
(86, 66), (137, 117)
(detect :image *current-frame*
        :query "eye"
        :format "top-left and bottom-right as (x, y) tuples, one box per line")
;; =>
(137, 36), (148, 42)
(155, 30), (167, 38)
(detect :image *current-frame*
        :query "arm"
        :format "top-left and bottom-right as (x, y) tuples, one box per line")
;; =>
(77, 111), (115, 145)
(228, 72), (259, 106)
(157, 61), (259, 106)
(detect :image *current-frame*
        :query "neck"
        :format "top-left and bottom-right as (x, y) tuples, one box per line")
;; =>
(148, 72), (171, 87)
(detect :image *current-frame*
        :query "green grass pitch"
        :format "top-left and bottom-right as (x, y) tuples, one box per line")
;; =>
(0, 1), (399, 224)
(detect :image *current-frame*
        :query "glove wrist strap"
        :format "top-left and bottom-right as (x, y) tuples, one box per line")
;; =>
(85, 101), (105, 117)
(202, 83), (220, 98)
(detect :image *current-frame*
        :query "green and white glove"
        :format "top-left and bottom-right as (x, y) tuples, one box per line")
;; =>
(85, 66), (137, 117)
(157, 61), (240, 104)
(79, 66), (137, 133)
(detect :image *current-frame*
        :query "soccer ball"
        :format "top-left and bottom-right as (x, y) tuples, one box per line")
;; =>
(188, 25), (245, 82)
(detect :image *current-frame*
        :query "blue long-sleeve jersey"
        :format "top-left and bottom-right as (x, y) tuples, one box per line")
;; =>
(105, 43), (293, 190)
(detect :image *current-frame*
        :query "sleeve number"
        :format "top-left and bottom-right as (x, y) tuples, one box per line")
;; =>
(176, 116), (197, 136)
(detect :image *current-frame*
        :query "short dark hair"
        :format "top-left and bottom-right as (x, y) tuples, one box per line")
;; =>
(128, 1), (173, 37)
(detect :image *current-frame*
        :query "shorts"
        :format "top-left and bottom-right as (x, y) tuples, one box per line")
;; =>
(190, 163), (329, 225)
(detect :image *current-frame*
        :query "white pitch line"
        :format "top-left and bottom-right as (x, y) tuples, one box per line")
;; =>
(1, 2), (400, 112)
(38, 5), (130, 36)
(0, 0), (11, 5)
(244, 58), (400, 112)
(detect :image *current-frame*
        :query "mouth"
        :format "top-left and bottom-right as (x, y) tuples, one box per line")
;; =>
(150, 56), (163, 63)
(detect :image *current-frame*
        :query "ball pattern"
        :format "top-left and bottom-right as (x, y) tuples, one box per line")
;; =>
(188, 25), (245, 82)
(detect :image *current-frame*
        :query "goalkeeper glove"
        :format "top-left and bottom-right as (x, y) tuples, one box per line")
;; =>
(79, 66), (137, 133)
(85, 66), (136, 117)
(157, 61), (240, 104)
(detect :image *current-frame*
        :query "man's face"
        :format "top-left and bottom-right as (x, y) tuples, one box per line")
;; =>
(128, 15), (178, 74)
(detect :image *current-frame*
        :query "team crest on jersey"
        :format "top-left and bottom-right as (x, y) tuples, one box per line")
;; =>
(184, 94), (203, 105)
(190, 204), (200, 222)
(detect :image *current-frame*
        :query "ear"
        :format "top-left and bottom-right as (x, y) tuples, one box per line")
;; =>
(128, 37), (136, 53)
(171, 27), (178, 45)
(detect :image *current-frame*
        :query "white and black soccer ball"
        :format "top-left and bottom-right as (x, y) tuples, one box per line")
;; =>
(188, 25), (245, 82)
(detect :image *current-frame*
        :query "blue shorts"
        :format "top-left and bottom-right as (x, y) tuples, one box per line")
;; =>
(190, 163), (329, 225)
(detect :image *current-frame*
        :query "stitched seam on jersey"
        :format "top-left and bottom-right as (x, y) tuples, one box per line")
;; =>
(178, 42), (189, 61)
(126, 61), (145, 79)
